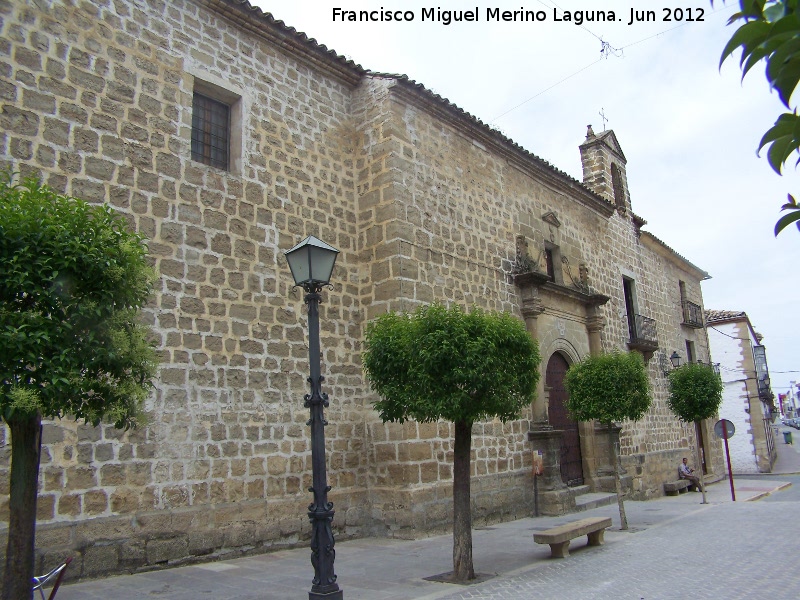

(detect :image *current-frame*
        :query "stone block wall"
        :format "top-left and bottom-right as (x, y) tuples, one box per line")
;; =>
(0, 0), (721, 581)
(0, 0), (377, 578)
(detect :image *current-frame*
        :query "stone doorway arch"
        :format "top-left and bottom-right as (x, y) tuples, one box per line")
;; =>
(546, 352), (583, 486)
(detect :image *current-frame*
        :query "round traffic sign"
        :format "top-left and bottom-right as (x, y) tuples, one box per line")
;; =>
(714, 419), (735, 439)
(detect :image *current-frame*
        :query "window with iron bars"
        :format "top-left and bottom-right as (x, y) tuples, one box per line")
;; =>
(191, 92), (230, 170)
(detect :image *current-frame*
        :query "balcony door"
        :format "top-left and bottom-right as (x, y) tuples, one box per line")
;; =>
(623, 277), (636, 342)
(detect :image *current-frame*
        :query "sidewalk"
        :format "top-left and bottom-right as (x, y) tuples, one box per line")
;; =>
(762, 423), (800, 475)
(53, 467), (793, 600)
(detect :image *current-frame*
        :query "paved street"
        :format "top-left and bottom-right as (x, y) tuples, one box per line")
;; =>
(54, 434), (800, 600)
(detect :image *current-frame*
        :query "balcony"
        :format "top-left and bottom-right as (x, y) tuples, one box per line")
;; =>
(682, 300), (704, 329)
(627, 314), (659, 354)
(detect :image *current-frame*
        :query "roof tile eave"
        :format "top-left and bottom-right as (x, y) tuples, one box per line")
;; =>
(223, 2), (613, 210)
(368, 72), (612, 208)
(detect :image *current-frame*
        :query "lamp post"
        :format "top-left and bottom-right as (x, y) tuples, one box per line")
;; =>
(670, 351), (681, 369)
(284, 235), (343, 600)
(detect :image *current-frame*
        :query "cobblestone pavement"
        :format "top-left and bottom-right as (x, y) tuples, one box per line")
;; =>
(430, 500), (792, 600)
(52, 432), (800, 600)
(54, 476), (795, 600)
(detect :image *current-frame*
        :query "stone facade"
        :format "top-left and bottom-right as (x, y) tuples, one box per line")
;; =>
(0, 0), (722, 580)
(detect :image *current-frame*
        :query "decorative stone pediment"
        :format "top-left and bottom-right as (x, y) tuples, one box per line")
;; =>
(542, 212), (561, 228)
(597, 130), (626, 162)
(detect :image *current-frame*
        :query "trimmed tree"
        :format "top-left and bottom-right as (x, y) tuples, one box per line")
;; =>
(0, 176), (158, 600)
(362, 303), (540, 582)
(564, 351), (651, 530)
(667, 362), (724, 504)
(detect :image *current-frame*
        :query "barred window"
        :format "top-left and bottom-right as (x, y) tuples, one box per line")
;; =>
(191, 92), (230, 170)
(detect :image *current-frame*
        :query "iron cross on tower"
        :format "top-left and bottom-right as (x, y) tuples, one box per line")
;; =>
(599, 108), (608, 131)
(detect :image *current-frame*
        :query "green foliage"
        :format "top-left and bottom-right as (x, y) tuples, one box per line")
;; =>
(0, 174), (158, 428)
(715, 0), (800, 234)
(667, 363), (724, 422)
(776, 193), (800, 234)
(362, 303), (540, 426)
(564, 351), (651, 424)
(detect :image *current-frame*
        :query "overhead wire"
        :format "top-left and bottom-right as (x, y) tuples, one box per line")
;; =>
(491, 1), (738, 123)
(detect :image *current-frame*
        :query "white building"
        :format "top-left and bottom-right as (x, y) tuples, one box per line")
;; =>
(706, 310), (777, 474)
(779, 382), (799, 419)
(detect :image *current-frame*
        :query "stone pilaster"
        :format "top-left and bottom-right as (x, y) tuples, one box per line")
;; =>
(586, 313), (606, 357)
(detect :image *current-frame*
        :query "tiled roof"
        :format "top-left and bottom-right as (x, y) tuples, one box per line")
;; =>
(228, 1), (612, 210)
(640, 231), (710, 279)
(705, 309), (747, 323)
(229, 0), (367, 77)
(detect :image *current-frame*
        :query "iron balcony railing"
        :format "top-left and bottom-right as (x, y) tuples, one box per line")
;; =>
(628, 313), (658, 351)
(682, 300), (704, 328)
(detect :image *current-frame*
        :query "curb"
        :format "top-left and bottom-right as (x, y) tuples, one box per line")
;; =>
(743, 481), (793, 502)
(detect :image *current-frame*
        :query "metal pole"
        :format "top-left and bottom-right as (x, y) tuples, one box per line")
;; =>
(723, 427), (736, 502)
(304, 287), (343, 600)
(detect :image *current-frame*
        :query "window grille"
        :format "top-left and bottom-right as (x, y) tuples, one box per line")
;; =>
(191, 92), (230, 170)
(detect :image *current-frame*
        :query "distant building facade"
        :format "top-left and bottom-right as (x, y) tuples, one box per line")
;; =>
(706, 310), (777, 473)
(779, 382), (799, 419)
(0, 0), (722, 579)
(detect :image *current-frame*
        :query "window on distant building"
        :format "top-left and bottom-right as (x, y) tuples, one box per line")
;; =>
(685, 340), (696, 363)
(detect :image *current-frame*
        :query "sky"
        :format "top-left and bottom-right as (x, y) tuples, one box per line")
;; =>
(254, 0), (799, 394)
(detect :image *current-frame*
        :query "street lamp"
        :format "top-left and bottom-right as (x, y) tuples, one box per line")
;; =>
(662, 351), (682, 376)
(284, 235), (343, 600)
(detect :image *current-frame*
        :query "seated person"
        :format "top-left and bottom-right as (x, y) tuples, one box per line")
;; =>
(679, 457), (701, 491)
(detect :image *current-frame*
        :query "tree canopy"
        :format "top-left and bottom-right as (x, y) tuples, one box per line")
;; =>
(0, 175), (157, 599)
(564, 351), (652, 424)
(716, 0), (800, 234)
(362, 302), (540, 582)
(363, 302), (540, 426)
(563, 350), (651, 530)
(667, 363), (724, 422)
(0, 175), (157, 427)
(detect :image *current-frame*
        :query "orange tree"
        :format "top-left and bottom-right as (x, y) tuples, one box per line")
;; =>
(362, 303), (540, 582)
(0, 176), (157, 599)
(667, 362), (724, 502)
(564, 351), (651, 530)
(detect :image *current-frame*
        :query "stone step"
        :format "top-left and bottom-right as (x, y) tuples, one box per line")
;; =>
(574, 491), (618, 512)
(569, 484), (591, 497)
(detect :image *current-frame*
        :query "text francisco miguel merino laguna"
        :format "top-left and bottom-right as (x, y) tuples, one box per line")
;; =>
(331, 6), (706, 26)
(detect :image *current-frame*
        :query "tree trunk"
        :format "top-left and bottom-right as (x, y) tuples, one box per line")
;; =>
(452, 420), (474, 582)
(2, 413), (42, 600)
(694, 420), (708, 504)
(608, 422), (628, 530)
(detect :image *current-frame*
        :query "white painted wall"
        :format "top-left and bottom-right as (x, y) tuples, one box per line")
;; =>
(708, 322), (759, 474)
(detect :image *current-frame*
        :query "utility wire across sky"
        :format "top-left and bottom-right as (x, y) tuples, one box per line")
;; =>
(491, 2), (737, 123)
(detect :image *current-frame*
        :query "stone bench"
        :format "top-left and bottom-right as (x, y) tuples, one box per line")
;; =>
(663, 479), (692, 496)
(533, 516), (612, 558)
